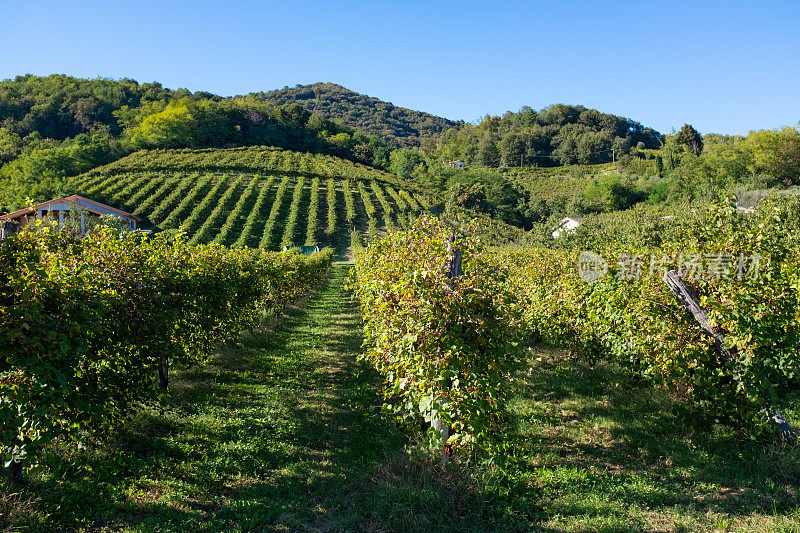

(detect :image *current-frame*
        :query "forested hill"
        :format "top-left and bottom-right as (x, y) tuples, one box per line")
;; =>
(252, 83), (464, 147)
(0, 75), (392, 210)
(422, 104), (664, 168)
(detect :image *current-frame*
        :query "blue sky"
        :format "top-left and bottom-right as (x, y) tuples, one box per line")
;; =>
(3, 0), (799, 135)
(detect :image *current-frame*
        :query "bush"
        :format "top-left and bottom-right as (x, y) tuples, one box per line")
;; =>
(352, 217), (520, 452)
(498, 198), (800, 437)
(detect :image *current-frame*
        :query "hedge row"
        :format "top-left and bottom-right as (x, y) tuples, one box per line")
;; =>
(497, 199), (800, 436)
(1, 228), (332, 475)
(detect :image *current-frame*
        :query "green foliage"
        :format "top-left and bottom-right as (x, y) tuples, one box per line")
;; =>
(422, 104), (662, 169)
(256, 82), (463, 147)
(190, 174), (245, 244)
(281, 177), (306, 248)
(305, 177), (320, 246)
(0, 133), (121, 211)
(325, 178), (337, 236)
(0, 227), (333, 473)
(343, 178), (356, 224)
(390, 148), (427, 178)
(0, 74), (183, 140)
(69, 147), (527, 250)
(352, 217), (520, 452)
(177, 174), (227, 236)
(235, 176), (275, 248)
(0, 76), (396, 212)
(370, 181), (395, 231)
(159, 174), (213, 229)
(260, 176), (290, 249)
(499, 198), (800, 436)
(357, 180), (376, 219)
(580, 174), (639, 212)
(675, 123), (704, 156)
(214, 176), (261, 245)
(142, 173), (196, 225)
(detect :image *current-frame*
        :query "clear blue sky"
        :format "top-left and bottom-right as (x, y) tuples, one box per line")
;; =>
(3, 0), (799, 135)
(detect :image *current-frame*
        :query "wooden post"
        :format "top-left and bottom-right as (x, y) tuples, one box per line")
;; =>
(7, 460), (23, 485)
(431, 235), (463, 454)
(663, 270), (735, 363)
(663, 270), (796, 442)
(158, 354), (169, 390)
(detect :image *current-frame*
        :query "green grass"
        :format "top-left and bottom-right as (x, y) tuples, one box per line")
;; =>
(499, 346), (800, 532)
(6, 268), (799, 531)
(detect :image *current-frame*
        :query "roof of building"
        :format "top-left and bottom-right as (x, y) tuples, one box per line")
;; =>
(0, 195), (141, 222)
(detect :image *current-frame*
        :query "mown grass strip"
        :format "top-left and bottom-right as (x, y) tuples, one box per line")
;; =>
(235, 176), (276, 248)
(258, 176), (291, 249)
(281, 177), (306, 248)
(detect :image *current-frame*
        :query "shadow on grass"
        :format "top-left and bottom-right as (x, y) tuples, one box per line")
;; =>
(506, 346), (800, 526)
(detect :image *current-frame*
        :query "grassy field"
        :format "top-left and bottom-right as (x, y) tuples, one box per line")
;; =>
(6, 264), (799, 532)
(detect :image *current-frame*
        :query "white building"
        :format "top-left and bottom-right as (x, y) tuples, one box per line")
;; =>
(552, 216), (583, 238)
(0, 195), (140, 233)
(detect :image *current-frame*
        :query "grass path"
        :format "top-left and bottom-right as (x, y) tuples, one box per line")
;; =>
(21, 264), (501, 532)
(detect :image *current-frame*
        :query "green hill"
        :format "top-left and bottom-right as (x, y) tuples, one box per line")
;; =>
(253, 83), (463, 147)
(71, 146), (433, 253)
(70, 146), (528, 253)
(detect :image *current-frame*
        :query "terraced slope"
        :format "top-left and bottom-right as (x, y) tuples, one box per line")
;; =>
(71, 147), (433, 252)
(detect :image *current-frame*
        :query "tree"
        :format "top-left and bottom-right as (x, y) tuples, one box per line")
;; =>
(499, 132), (526, 167)
(389, 148), (426, 178)
(742, 126), (800, 185)
(477, 133), (501, 167)
(675, 123), (703, 155)
(0, 128), (23, 164)
(128, 101), (195, 149)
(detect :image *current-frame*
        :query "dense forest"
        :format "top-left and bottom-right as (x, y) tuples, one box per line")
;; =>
(0, 75), (390, 211)
(254, 82), (463, 147)
(359, 102), (797, 231)
(418, 103), (663, 168)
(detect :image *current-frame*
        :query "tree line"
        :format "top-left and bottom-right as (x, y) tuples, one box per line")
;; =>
(419, 103), (663, 168)
(253, 82), (464, 148)
(0, 75), (390, 211)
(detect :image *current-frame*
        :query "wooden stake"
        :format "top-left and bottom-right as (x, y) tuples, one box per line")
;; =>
(663, 270), (796, 442)
(430, 236), (463, 455)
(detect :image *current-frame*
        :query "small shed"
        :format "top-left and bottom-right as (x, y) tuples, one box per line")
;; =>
(552, 216), (583, 239)
(444, 160), (465, 170)
(0, 195), (141, 232)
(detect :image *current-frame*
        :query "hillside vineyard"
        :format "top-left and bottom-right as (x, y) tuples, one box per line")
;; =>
(70, 146), (430, 250)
